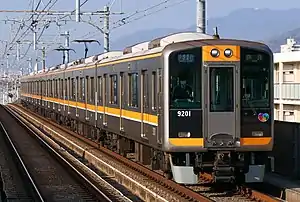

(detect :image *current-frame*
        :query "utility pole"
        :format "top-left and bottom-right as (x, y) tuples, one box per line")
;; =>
(103, 5), (110, 52)
(196, 0), (206, 33)
(61, 31), (70, 63)
(33, 29), (37, 50)
(16, 41), (20, 61)
(76, 0), (81, 22)
(42, 46), (46, 72)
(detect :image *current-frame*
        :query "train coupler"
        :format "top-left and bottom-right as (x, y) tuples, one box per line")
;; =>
(213, 166), (236, 183)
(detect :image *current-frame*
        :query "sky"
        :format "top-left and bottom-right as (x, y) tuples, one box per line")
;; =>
(0, 0), (300, 72)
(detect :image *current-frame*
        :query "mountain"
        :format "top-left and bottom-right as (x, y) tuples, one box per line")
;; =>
(109, 8), (300, 52)
(267, 27), (300, 52)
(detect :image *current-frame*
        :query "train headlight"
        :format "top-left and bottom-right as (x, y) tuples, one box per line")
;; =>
(178, 132), (191, 138)
(210, 49), (219, 57)
(224, 48), (233, 57)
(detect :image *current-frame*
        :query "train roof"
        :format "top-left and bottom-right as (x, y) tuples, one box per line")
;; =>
(22, 32), (214, 79)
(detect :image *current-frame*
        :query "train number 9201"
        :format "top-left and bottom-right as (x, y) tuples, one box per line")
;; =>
(177, 110), (192, 117)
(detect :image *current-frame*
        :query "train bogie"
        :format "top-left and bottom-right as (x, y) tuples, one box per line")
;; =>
(20, 32), (274, 185)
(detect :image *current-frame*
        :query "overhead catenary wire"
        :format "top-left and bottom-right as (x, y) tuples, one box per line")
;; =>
(79, 0), (190, 40)
(2, 0), (56, 58)
(13, 0), (89, 71)
(6, 0), (61, 69)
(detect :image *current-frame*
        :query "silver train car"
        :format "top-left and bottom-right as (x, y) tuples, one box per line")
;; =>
(20, 32), (274, 184)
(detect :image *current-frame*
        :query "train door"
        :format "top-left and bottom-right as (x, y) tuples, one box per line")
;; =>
(141, 70), (148, 139)
(103, 74), (107, 126)
(204, 64), (240, 148)
(120, 72), (124, 131)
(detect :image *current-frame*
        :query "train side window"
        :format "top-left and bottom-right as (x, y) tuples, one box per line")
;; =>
(128, 73), (138, 108)
(110, 74), (118, 105)
(151, 71), (157, 110)
(97, 76), (102, 103)
(90, 77), (95, 103)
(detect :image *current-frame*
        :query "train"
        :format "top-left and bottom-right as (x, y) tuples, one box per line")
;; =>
(20, 32), (274, 184)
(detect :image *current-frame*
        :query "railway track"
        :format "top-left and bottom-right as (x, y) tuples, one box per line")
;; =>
(8, 103), (284, 202)
(186, 173), (285, 202)
(0, 105), (131, 202)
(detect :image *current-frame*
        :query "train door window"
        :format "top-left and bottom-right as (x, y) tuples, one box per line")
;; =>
(64, 78), (67, 99)
(128, 73), (138, 108)
(48, 80), (50, 97)
(90, 77), (95, 103)
(103, 75), (107, 104)
(79, 77), (82, 101)
(76, 77), (79, 101)
(60, 79), (62, 99)
(142, 71), (148, 108)
(86, 76), (89, 102)
(56, 79), (59, 98)
(151, 71), (157, 110)
(60, 79), (63, 99)
(38, 81), (39, 95)
(97, 76), (102, 103)
(70, 78), (74, 100)
(36, 81), (38, 95)
(50, 79), (52, 97)
(81, 77), (85, 101)
(65, 78), (68, 99)
(120, 73), (124, 105)
(39, 81), (41, 96)
(53, 79), (56, 97)
(110, 74), (118, 105)
(57, 79), (60, 98)
(209, 67), (234, 112)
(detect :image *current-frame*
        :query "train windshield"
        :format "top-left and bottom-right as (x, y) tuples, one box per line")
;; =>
(169, 47), (201, 109)
(241, 48), (271, 109)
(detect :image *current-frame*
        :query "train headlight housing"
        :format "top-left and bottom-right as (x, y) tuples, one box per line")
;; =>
(210, 49), (219, 57)
(224, 49), (233, 57)
(178, 132), (191, 138)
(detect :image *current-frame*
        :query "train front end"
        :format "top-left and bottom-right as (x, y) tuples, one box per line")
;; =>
(163, 39), (274, 184)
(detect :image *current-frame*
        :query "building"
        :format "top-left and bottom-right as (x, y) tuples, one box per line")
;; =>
(274, 38), (300, 122)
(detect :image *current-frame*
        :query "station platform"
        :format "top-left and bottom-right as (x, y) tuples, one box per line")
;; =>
(264, 172), (300, 201)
